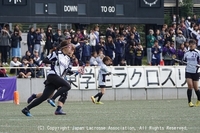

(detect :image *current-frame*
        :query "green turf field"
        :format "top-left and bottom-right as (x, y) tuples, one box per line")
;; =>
(0, 99), (199, 133)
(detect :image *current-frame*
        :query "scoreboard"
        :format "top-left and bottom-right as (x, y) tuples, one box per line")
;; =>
(0, 0), (164, 24)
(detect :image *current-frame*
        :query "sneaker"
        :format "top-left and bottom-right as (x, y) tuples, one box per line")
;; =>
(189, 102), (194, 107)
(55, 110), (66, 115)
(21, 108), (32, 117)
(96, 102), (104, 104)
(5, 62), (8, 65)
(47, 99), (56, 107)
(27, 94), (36, 104)
(2, 62), (5, 66)
(91, 96), (96, 104)
(195, 100), (200, 107)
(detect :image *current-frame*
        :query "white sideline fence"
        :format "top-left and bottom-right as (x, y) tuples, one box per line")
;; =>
(1, 66), (193, 102)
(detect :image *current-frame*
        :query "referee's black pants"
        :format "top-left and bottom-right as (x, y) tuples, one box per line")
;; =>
(27, 74), (71, 110)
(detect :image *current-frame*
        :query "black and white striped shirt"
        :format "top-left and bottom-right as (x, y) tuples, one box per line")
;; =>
(47, 51), (71, 76)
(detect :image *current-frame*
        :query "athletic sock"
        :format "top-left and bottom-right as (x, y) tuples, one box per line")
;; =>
(32, 94), (36, 98)
(195, 90), (200, 101)
(56, 106), (62, 112)
(97, 93), (103, 102)
(94, 92), (101, 98)
(187, 89), (192, 103)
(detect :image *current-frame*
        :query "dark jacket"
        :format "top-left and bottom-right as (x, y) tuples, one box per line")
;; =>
(105, 42), (115, 59)
(82, 43), (91, 57)
(34, 33), (42, 45)
(11, 34), (22, 48)
(27, 32), (35, 47)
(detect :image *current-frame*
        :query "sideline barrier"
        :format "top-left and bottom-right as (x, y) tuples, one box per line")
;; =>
(14, 66), (191, 102)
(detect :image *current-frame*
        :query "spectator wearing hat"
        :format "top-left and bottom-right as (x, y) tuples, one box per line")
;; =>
(175, 30), (186, 49)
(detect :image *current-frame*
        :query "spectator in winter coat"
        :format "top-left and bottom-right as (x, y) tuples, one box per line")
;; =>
(34, 28), (42, 56)
(45, 25), (53, 55)
(135, 43), (144, 66)
(27, 27), (35, 54)
(11, 29), (22, 58)
(162, 41), (176, 66)
(146, 29), (156, 65)
(125, 40), (136, 66)
(175, 30), (186, 49)
(82, 39), (92, 63)
(151, 40), (162, 66)
(96, 37), (106, 55)
(105, 36), (115, 60)
(177, 43), (186, 65)
(0, 27), (11, 65)
(89, 29), (97, 52)
(114, 35), (125, 66)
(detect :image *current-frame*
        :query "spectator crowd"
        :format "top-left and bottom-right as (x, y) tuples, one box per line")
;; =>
(0, 14), (200, 78)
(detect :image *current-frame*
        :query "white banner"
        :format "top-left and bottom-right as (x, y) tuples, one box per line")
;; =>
(128, 67), (145, 88)
(144, 67), (160, 88)
(44, 66), (191, 89)
(79, 67), (96, 90)
(160, 67), (176, 88)
(111, 66), (129, 89)
(175, 66), (187, 88)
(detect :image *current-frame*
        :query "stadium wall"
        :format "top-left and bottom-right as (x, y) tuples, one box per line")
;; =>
(16, 66), (191, 102)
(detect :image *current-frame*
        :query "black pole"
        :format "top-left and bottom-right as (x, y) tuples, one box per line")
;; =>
(176, 0), (179, 24)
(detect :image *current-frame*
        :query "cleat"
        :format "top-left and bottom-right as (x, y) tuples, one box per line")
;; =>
(27, 94), (36, 104)
(96, 102), (104, 104)
(55, 110), (66, 115)
(47, 99), (56, 107)
(21, 108), (32, 117)
(189, 102), (194, 107)
(91, 96), (96, 104)
(195, 101), (200, 107)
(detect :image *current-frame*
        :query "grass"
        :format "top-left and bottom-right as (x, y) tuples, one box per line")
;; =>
(0, 99), (200, 133)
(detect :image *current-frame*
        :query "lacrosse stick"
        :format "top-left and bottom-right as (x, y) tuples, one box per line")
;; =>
(172, 56), (200, 67)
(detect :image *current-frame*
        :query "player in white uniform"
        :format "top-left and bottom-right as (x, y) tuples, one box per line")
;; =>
(91, 56), (112, 104)
(183, 39), (200, 107)
(22, 41), (75, 116)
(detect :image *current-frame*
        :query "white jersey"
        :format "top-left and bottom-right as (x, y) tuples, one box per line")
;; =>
(47, 51), (71, 76)
(98, 63), (110, 86)
(183, 49), (200, 73)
